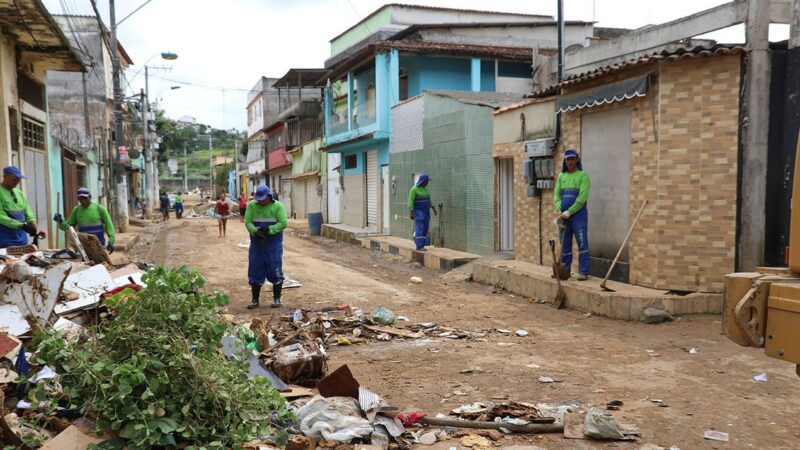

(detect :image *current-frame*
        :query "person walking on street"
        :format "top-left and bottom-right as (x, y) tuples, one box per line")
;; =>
(159, 191), (170, 222)
(174, 192), (184, 219)
(54, 188), (115, 253)
(215, 193), (230, 237)
(245, 184), (287, 309)
(408, 173), (437, 251)
(554, 149), (591, 280)
(0, 166), (38, 249)
(238, 193), (247, 222)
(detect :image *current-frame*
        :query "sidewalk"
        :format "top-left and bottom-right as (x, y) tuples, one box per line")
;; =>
(362, 235), (480, 272)
(472, 259), (722, 320)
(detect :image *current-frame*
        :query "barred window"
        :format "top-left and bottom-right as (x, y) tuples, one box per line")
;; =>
(22, 117), (45, 150)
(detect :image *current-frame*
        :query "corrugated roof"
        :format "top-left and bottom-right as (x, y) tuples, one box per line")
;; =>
(426, 90), (526, 109)
(493, 96), (555, 115)
(273, 68), (328, 88)
(563, 43), (744, 88)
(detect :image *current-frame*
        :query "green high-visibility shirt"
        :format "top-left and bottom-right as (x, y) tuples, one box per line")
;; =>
(554, 170), (590, 215)
(244, 199), (288, 236)
(0, 186), (34, 229)
(174, 195), (183, 203)
(408, 185), (432, 210)
(59, 202), (116, 244)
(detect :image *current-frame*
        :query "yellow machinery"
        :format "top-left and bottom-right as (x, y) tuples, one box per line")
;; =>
(723, 136), (800, 376)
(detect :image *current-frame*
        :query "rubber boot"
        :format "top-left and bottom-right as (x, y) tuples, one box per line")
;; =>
(247, 284), (261, 309)
(271, 282), (283, 308)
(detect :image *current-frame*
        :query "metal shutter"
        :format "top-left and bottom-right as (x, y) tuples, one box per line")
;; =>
(366, 150), (378, 228)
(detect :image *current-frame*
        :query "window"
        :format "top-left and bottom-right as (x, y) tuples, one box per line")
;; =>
(344, 154), (358, 169)
(22, 116), (45, 150)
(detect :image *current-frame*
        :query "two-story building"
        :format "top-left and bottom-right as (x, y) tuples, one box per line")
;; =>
(245, 77), (280, 188)
(320, 4), (595, 235)
(47, 14), (133, 246)
(0, 0), (85, 248)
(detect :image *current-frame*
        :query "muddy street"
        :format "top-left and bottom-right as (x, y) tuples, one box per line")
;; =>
(137, 217), (799, 449)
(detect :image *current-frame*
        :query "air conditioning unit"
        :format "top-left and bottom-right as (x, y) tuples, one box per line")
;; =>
(522, 138), (555, 158)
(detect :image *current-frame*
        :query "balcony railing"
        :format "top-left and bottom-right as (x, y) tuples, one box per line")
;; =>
(354, 98), (376, 128)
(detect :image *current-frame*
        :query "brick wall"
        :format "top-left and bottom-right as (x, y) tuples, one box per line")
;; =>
(556, 54), (740, 293)
(342, 173), (364, 227)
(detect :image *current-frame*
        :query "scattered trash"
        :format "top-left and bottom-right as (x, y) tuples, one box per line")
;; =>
(496, 329), (512, 334)
(451, 402), (489, 416)
(651, 399), (669, 408)
(397, 315), (410, 322)
(641, 307), (674, 324)
(371, 306), (397, 325)
(376, 333), (391, 341)
(526, 364), (541, 369)
(410, 276), (423, 284)
(703, 430), (730, 442)
(459, 434), (492, 448)
(419, 431), (437, 445)
(538, 376), (556, 383)
(459, 367), (486, 374)
(40, 425), (104, 449)
(516, 329), (529, 337)
(295, 396), (374, 442)
(237, 242), (250, 249)
(583, 407), (625, 440)
(753, 373), (768, 382)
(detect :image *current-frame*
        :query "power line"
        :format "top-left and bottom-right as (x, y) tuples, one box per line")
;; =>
(122, 69), (251, 93)
(12, 0), (42, 48)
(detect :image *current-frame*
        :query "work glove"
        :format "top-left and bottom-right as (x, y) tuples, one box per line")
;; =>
(20, 222), (37, 236)
(53, 213), (63, 223)
(257, 227), (271, 238)
(107, 243), (115, 254)
(560, 211), (572, 220)
(409, 212), (415, 220)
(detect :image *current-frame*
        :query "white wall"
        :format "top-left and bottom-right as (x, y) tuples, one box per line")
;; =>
(493, 98), (556, 145)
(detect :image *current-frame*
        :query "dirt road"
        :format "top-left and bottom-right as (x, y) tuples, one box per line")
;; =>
(133, 217), (799, 449)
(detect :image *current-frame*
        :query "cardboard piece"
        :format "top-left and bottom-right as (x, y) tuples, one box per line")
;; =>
(40, 425), (103, 450)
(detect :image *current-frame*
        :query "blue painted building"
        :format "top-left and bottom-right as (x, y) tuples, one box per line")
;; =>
(323, 42), (534, 231)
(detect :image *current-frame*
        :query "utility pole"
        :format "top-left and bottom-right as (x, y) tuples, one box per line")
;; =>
(140, 87), (150, 218)
(183, 145), (188, 192)
(208, 134), (213, 198)
(234, 139), (240, 196)
(144, 66), (157, 217)
(109, 0), (128, 231)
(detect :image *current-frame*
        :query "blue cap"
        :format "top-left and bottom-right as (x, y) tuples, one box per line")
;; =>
(416, 173), (430, 186)
(564, 149), (579, 159)
(254, 184), (273, 201)
(77, 187), (91, 197)
(3, 166), (26, 179)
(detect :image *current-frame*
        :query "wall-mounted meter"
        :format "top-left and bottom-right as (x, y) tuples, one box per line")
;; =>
(522, 138), (555, 158)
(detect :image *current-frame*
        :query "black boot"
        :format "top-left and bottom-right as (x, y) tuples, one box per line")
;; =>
(271, 282), (283, 308)
(247, 284), (261, 309)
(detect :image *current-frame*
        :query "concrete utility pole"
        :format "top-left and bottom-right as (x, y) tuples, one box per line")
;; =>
(140, 87), (150, 218)
(234, 139), (240, 196)
(208, 134), (213, 198)
(109, 0), (128, 231)
(144, 66), (158, 216)
(183, 146), (188, 192)
(740, 0), (771, 270)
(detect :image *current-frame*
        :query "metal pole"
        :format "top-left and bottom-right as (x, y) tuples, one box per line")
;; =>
(234, 139), (239, 196)
(183, 146), (188, 192)
(140, 87), (149, 218)
(144, 66), (155, 216)
(557, 0), (564, 83)
(208, 134), (213, 198)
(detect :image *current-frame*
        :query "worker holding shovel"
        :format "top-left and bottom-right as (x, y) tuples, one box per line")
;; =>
(554, 149), (590, 281)
(409, 173), (437, 251)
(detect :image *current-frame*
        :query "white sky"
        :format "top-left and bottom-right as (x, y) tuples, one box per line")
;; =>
(42, 0), (790, 131)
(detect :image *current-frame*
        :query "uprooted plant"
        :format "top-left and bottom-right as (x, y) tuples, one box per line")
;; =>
(30, 266), (292, 450)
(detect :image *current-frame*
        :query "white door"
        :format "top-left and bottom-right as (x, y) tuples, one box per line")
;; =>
(498, 158), (514, 251)
(281, 178), (292, 217)
(366, 150), (378, 229)
(327, 153), (341, 223)
(381, 165), (389, 234)
(23, 150), (49, 249)
(580, 108), (632, 262)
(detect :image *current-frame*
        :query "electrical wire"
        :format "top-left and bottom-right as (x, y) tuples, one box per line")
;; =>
(123, 69), (251, 93)
(12, 0), (43, 48)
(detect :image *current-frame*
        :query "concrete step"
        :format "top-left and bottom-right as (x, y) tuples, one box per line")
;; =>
(321, 223), (384, 245)
(114, 232), (140, 252)
(472, 259), (722, 321)
(362, 235), (480, 272)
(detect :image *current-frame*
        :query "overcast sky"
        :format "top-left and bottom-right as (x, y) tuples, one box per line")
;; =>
(42, 0), (789, 131)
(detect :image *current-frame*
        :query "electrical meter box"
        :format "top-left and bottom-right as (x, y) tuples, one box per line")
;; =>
(522, 138), (555, 158)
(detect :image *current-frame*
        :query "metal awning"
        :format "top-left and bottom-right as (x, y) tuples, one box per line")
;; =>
(555, 74), (649, 113)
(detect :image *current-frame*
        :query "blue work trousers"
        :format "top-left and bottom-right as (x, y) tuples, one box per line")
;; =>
(560, 214), (589, 276)
(413, 208), (430, 250)
(248, 235), (284, 286)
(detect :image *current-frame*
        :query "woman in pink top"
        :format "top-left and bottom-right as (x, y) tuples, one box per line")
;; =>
(215, 194), (230, 237)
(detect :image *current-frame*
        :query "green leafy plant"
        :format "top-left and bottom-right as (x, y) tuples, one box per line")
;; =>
(32, 266), (292, 449)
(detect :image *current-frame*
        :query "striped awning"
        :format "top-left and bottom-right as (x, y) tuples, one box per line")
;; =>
(555, 74), (649, 113)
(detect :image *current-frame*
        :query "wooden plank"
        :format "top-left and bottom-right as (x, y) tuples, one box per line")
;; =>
(363, 325), (423, 339)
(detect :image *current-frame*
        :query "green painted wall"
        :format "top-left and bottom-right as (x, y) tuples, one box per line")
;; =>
(389, 95), (494, 255)
(291, 137), (326, 175)
(330, 7), (393, 56)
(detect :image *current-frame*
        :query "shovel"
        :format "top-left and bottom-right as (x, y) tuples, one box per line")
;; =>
(552, 219), (569, 280)
(550, 239), (567, 309)
(600, 200), (648, 292)
(434, 203), (444, 247)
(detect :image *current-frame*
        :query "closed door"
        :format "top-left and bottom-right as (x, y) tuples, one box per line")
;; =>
(498, 158), (514, 251)
(580, 108), (632, 261)
(281, 178), (292, 217)
(23, 150), (49, 248)
(366, 150), (378, 228)
(381, 165), (389, 234)
(327, 153), (341, 223)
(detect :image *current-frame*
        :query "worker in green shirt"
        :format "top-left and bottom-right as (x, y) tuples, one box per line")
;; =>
(554, 149), (591, 280)
(0, 166), (38, 248)
(408, 173), (437, 251)
(54, 187), (116, 253)
(174, 191), (184, 219)
(245, 184), (288, 309)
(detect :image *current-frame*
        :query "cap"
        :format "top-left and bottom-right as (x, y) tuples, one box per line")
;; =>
(416, 173), (430, 186)
(564, 149), (579, 159)
(254, 184), (274, 201)
(77, 187), (91, 198)
(3, 166), (26, 179)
